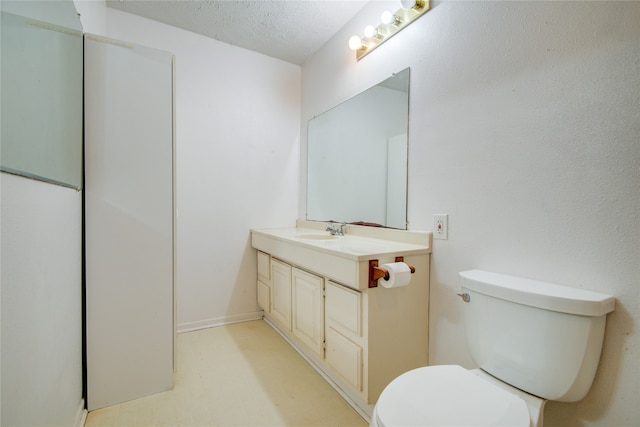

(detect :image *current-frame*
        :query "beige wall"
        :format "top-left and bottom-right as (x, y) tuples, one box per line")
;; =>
(302, 1), (640, 426)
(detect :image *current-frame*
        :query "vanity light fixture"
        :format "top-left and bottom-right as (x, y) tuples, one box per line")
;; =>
(348, 0), (430, 61)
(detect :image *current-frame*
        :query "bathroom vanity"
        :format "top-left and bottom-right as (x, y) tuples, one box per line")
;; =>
(251, 220), (431, 418)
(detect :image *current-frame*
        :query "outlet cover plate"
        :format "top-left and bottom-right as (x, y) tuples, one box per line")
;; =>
(433, 214), (448, 240)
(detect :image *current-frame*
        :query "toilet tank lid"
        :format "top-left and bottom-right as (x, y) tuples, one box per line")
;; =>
(460, 270), (615, 316)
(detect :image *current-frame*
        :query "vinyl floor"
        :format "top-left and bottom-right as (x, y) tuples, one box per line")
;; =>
(85, 319), (368, 427)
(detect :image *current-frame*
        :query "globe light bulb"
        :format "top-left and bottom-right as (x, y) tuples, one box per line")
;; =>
(348, 35), (363, 51)
(364, 25), (378, 38)
(380, 10), (396, 25)
(400, 0), (417, 9)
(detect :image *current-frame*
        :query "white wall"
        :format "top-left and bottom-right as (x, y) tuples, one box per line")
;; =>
(302, 1), (639, 426)
(1, 174), (84, 426)
(75, 1), (301, 332)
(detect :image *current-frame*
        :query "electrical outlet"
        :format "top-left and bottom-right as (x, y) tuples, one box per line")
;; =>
(433, 214), (448, 240)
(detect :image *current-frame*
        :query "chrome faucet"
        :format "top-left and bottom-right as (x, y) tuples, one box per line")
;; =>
(325, 222), (347, 236)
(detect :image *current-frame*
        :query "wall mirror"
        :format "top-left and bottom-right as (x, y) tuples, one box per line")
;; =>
(307, 68), (409, 229)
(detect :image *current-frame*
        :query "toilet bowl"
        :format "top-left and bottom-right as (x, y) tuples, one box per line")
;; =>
(371, 365), (545, 427)
(371, 270), (615, 427)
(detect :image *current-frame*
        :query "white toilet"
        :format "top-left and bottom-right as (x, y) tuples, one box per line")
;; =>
(371, 269), (615, 427)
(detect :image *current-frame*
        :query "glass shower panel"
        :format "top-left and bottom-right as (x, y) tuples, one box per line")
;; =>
(1, 6), (83, 189)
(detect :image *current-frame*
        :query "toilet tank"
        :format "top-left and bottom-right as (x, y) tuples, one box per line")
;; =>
(459, 270), (615, 402)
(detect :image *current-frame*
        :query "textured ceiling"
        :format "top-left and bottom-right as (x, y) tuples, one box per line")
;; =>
(106, 0), (368, 65)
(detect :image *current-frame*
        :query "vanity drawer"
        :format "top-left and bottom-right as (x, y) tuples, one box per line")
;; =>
(257, 251), (270, 282)
(326, 281), (362, 337)
(326, 327), (363, 392)
(257, 280), (270, 313)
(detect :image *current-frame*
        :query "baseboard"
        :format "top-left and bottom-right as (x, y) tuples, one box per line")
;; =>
(177, 311), (264, 333)
(74, 398), (87, 427)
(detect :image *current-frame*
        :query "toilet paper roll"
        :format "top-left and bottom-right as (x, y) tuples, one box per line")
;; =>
(378, 262), (412, 288)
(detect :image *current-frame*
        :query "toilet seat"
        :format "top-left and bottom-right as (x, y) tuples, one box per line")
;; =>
(373, 365), (530, 427)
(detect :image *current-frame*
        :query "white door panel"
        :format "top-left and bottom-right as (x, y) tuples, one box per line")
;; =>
(85, 34), (174, 410)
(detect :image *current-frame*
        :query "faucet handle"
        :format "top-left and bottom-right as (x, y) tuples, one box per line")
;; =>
(338, 222), (348, 235)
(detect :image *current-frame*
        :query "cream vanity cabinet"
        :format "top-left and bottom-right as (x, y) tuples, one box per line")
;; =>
(252, 222), (431, 419)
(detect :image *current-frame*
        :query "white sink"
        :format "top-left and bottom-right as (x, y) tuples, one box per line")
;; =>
(296, 234), (338, 240)
(300, 235), (391, 254)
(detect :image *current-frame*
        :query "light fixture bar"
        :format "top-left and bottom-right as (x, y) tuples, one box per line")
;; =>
(351, 0), (430, 61)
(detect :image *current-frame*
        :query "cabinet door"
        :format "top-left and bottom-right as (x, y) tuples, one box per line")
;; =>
(292, 268), (325, 357)
(271, 259), (292, 331)
(257, 251), (270, 282)
(256, 252), (271, 312)
(257, 280), (271, 313)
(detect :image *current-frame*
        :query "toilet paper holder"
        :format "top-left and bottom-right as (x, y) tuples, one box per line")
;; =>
(369, 257), (415, 288)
